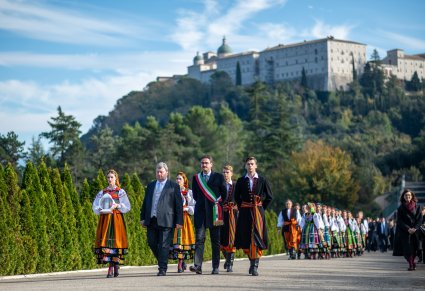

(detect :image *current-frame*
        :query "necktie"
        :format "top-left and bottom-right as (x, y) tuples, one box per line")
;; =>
(204, 174), (209, 182)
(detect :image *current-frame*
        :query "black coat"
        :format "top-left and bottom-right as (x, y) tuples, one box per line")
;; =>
(221, 181), (238, 247)
(234, 174), (273, 249)
(140, 180), (183, 228)
(393, 204), (423, 257)
(192, 172), (227, 229)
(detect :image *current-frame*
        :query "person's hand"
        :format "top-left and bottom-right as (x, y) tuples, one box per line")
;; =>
(183, 207), (188, 212)
(176, 224), (183, 229)
(408, 228), (416, 234)
(140, 220), (146, 228)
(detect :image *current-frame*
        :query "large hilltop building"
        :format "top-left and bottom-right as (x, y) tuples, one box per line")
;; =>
(187, 36), (367, 91)
(381, 49), (425, 80)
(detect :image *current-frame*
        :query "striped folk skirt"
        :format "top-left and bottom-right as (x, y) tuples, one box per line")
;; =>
(169, 212), (195, 260)
(94, 210), (128, 264)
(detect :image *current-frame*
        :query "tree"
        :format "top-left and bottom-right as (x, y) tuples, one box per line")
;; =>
(236, 61), (242, 86)
(22, 162), (50, 273)
(0, 131), (26, 168)
(351, 53), (357, 81)
(406, 71), (422, 92)
(40, 106), (82, 167)
(89, 126), (116, 170)
(27, 136), (46, 166)
(285, 140), (359, 210)
(301, 67), (308, 88)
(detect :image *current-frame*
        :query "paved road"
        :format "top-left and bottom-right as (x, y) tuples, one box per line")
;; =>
(1, 252), (424, 290)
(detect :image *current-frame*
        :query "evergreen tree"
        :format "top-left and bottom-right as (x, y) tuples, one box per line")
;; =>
(51, 168), (80, 270)
(40, 106), (83, 167)
(21, 162), (50, 273)
(89, 126), (116, 170)
(0, 165), (18, 275)
(236, 61), (242, 86)
(0, 131), (26, 169)
(63, 164), (87, 269)
(19, 189), (39, 274)
(38, 160), (64, 271)
(4, 163), (24, 274)
(80, 178), (97, 269)
(27, 136), (46, 166)
(351, 53), (357, 81)
(407, 71), (422, 92)
(301, 67), (308, 88)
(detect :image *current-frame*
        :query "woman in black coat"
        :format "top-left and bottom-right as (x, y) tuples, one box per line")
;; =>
(393, 189), (423, 271)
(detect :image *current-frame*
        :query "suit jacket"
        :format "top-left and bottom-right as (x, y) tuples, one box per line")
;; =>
(140, 179), (183, 228)
(377, 221), (389, 237)
(192, 171), (227, 229)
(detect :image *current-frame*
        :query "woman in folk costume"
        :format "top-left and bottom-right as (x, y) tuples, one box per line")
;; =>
(220, 165), (238, 272)
(299, 204), (311, 259)
(234, 157), (273, 276)
(344, 211), (356, 257)
(93, 169), (131, 278)
(337, 209), (347, 257)
(321, 205), (332, 259)
(329, 207), (341, 258)
(169, 172), (195, 273)
(312, 203), (325, 259)
(277, 199), (299, 260)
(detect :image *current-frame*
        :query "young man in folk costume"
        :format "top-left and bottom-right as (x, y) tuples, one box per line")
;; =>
(190, 155), (227, 275)
(277, 199), (299, 260)
(234, 157), (273, 276)
(220, 164), (238, 272)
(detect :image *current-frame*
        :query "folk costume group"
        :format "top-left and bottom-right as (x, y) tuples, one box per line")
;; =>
(277, 201), (370, 260)
(92, 159), (423, 278)
(92, 155), (272, 277)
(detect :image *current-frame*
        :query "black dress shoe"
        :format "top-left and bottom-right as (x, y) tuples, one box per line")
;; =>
(211, 268), (219, 274)
(189, 265), (202, 274)
(157, 269), (166, 276)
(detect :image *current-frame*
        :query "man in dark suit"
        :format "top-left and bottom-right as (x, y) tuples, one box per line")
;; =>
(189, 155), (227, 275)
(376, 216), (389, 252)
(140, 162), (183, 276)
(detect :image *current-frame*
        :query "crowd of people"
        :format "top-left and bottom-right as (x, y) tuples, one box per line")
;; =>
(90, 156), (424, 278)
(277, 200), (370, 260)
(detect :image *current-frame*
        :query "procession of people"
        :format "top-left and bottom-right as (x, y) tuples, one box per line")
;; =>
(92, 158), (424, 278)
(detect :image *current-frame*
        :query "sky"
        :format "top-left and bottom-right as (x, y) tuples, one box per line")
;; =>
(1, 0), (425, 150)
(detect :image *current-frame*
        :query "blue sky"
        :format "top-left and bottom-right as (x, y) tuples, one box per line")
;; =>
(1, 0), (425, 149)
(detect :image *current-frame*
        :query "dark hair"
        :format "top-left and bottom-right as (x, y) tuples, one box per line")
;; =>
(245, 156), (257, 163)
(200, 154), (213, 163)
(400, 189), (417, 204)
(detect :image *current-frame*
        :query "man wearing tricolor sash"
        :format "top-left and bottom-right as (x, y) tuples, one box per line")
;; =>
(234, 157), (273, 276)
(189, 155), (227, 275)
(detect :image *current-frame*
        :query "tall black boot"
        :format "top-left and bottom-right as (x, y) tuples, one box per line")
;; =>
(288, 248), (293, 260)
(249, 259), (254, 275)
(251, 259), (259, 276)
(223, 251), (229, 270)
(227, 253), (235, 272)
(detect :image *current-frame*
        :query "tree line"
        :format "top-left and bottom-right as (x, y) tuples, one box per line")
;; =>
(0, 161), (285, 275)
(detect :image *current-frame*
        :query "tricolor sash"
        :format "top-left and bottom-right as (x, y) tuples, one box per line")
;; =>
(195, 173), (223, 226)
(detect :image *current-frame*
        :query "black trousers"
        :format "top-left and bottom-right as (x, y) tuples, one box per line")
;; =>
(147, 217), (173, 271)
(194, 224), (221, 269)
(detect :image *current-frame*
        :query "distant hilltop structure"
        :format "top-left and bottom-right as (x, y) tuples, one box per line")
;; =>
(381, 49), (425, 81)
(157, 37), (425, 92)
(187, 36), (367, 91)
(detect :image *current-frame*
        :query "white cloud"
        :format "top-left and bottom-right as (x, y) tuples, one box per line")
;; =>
(0, 0), (153, 46)
(170, 0), (288, 52)
(0, 49), (193, 148)
(303, 20), (353, 40)
(379, 31), (425, 51)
